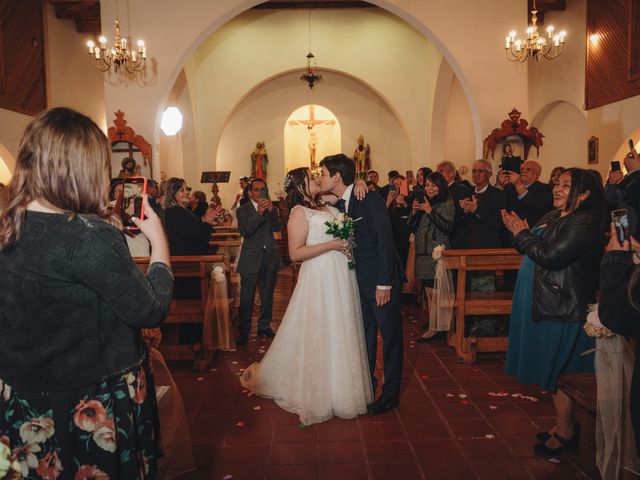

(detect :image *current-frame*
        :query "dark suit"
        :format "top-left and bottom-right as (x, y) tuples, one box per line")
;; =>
(236, 201), (283, 336)
(349, 188), (404, 401)
(449, 181), (474, 249)
(461, 185), (506, 249)
(504, 181), (554, 230)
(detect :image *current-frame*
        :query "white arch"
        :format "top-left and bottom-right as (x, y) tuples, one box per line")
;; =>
(152, 0), (483, 164)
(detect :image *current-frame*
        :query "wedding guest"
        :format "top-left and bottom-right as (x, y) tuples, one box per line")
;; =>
(386, 175), (411, 268)
(588, 169), (604, 189)
(549, 166), (566, 186)
(503, 168), (604, 456)
(409, 172), (454, 342)
(163, 178), (217, 256)
(379, 170), (400, 200)
(0, 107), (173, 478)
(436, 160), (473, 249)
(147, 179), (165, 223)
(367, 170), (380, 186)
(236, 178), (283, 345)
(503, 160), (554, 235)
(189, 190), (208, 219)
(605, 149), (640, 236)
(495, 168), (509, 190)
(599, 225), (640, 456)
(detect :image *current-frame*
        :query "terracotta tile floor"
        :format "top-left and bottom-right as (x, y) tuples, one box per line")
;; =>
(167, 267), (602, 479)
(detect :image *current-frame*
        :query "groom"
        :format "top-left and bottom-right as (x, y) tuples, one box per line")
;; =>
(319, 153), (404, 414)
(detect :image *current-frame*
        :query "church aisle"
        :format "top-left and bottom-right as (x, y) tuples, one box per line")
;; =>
(169, 266), (599, 480)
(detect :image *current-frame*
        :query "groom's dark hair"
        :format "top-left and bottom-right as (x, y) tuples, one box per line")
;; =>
(320, 154), (355, 186)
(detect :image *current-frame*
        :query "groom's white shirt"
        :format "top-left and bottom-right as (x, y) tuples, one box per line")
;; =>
(341, 184), (354, 212)
(342, 183), (391, 291)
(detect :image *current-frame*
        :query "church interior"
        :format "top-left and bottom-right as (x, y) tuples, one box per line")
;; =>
(2, 0), (640, 479)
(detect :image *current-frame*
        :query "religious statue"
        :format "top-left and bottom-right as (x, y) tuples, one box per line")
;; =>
(353, 135), (371, 176)
(308, 126), (318, 170)
(251, 141), (268, 180)
(117, 156), (141, 178)
(209, 184), (231, 226)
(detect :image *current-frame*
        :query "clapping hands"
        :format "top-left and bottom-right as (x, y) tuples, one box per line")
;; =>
(501, 209), (529, 236)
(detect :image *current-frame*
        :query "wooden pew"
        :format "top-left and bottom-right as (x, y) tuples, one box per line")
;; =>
(134, 254), (231, 369)
(556, 373), (596, 465)
(443, 248), (522, 363)
(211, 231), (241, 241)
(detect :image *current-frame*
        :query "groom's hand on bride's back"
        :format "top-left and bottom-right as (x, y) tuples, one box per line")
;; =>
(376, 288), (391, 307)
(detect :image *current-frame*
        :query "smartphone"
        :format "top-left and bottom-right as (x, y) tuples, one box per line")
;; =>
(629, 139), (636, 152)
(358, 172), (367, 180)
(414, 190), (426, 203)
(122, 176), (147, 230)
(260, 186), (269, 199)
(611, 160), (621, 172)
(612, 208), (629, 244)
(501, 156), (522, 174)
(389, 184), (398, 194)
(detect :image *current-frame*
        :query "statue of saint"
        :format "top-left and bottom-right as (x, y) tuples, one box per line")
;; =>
(251, 141), (268, 180)
(117, 156), (141, 178)
(353, 135), (371, 176)
(308, 126), (318, 170)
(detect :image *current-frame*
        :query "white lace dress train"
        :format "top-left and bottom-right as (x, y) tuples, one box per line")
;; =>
(241, 206), (373, 425)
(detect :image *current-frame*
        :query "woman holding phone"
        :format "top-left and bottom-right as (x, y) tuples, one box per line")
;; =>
(409, 172), (455, 342)
(0, 108), (173, 478)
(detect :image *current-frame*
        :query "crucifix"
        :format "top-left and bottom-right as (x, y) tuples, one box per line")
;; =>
(288, 104), (335, 170)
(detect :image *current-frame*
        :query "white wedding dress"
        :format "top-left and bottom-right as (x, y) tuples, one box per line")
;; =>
(241, 205), (373, 425)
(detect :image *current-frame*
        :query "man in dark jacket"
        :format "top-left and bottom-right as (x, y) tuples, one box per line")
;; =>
(504, 160), (553, 235)
(460, 159), (506, 335)
(605, 150), (640, 236)
(437, 160), (473, 249)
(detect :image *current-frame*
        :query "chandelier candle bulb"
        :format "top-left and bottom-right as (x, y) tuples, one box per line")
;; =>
(99, 36), (106, 49)
(131, 50), (137, 62)
(505, 37), (511, 48)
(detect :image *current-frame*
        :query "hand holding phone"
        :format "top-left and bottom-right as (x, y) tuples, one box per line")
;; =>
(121, 176), (147, 230)
(611, 160), (621, 172)
(612, 208), (629, 244)
(260, 186), (269, 200)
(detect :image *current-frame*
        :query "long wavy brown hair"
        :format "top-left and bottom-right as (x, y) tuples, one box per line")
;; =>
(284, 168), (322, 210)
(0, 107), (116, 250)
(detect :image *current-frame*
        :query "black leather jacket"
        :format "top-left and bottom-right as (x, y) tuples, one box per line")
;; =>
(514, 209), (602, 323)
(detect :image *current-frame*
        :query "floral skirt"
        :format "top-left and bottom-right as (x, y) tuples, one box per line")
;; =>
(0, 363), (161, 480)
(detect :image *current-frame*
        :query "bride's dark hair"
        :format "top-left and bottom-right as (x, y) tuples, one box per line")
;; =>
(284, 168), (321, 210)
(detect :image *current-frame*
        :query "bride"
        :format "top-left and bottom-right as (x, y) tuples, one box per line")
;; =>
(240, 167), (373, 425)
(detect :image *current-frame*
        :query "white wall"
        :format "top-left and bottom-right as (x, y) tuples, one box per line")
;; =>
(215, 70), (410, 205)
(44, 3), (105, 129)
(183, 8), (441, 194)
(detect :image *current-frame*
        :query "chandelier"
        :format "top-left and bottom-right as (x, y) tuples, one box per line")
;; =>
(86, 19), (147, 74)
(505, 0), (566, 62)
(301, 52), (322, 89)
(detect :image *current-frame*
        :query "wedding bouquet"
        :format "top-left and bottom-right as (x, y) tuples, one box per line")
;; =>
(325, 213), (357, 269)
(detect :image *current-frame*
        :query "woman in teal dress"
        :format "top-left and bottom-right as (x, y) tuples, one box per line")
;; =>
(502, 168), (604, 456)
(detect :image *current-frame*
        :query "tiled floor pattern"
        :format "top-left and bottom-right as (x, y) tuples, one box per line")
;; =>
(168, 267), (603, 479)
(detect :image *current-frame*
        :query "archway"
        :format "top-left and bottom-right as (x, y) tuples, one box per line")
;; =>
(284, 104), (341, 173)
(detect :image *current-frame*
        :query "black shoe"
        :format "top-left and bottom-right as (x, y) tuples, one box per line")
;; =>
(257, 328), (275, 338)
(236, 334), (248, 346)
(367, 397), (399, 415)
(536, 423), (578, 442)
(416, 332), (446, 343)
(534, 432), (578, 456)
(536, 431), (552, 442)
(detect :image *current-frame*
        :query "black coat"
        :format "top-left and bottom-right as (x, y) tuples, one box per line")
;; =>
(448, 181), (474, 249)
(604, 170), (640, 237)
(505, 181), (554, 230)
(165, 206), (212, 255)
(598, 250), (640, 456)
(460, 185), (506, 249)
(514, 209), (601, 323)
